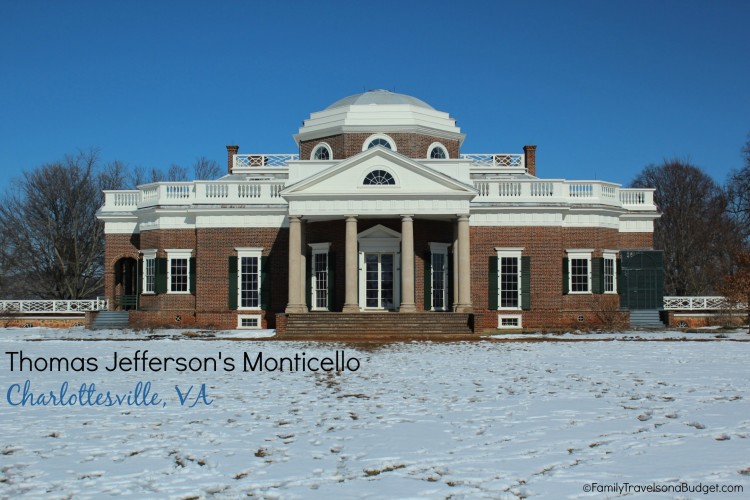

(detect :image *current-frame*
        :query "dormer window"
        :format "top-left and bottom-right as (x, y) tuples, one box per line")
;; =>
(428, 142), (449, 159)
(363, 170), (395, 186)
(362, 134), (396, 151)
(311, 143), (332, 160)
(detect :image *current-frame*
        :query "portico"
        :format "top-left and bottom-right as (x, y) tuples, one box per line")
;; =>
(281, 146), (477, 313)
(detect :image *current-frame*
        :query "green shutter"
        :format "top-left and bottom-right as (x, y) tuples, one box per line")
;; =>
(447, 251), (454, 310)
(521, 256), (531, 311)
(328, 252), (335, 311)
(424, 251), (432, 310)
(488, 256), (498, 310)
(155, 257), (168, 294)
(562, 258), (569, 295)
(189, 257), (196, 295)
(591, 257), (603, 294)
(260, 256), (270, 310)
(228, 256), (238, 310)
(305, 252), (312, 309)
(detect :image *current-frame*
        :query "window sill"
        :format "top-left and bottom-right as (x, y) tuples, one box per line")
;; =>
(167, 292), (191, 295)
(141, 292), (155, 296)
(238, 306), (262, 311)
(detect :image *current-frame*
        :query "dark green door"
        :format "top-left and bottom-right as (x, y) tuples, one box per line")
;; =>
(620, 251), (664, 310)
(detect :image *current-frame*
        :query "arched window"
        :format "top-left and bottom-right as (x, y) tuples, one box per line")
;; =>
(363, 170), (395, 186)
(362, 134), (396, 151)
(368, 138), (391, 150)
(311, 143), (332, 160)
(428, 142), (449, 159)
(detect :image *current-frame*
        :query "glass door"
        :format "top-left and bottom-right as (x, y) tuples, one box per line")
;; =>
(364, 253), (395, 309)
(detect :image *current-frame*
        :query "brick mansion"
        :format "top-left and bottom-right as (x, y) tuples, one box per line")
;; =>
(98, 90), (663, 334)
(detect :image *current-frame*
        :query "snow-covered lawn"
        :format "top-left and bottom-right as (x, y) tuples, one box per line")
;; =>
(1, 328), (749, 498)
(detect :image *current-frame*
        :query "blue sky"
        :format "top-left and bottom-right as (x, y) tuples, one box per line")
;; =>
(1, 0), (748, 190)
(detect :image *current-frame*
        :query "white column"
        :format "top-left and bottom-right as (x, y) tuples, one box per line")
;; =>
(285, 216), (307, 313)
(455, 214), (473, 313)
(452, 221), (459, 310)
(342, 216), (360, 312)
(400, 215), (416, 312)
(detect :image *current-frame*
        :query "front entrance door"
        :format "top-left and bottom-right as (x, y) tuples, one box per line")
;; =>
(364, 252), (396, 309)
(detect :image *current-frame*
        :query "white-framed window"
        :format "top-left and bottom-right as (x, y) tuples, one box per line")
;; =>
(427, 142), (449, 159)
(567, 250), (592, 294)
(496, 248), (523, 310)
(362, 134), (396, 152)
(237, 314), (262, 329)
(311, 142), (332, 160)
(498, 314), (523, 329)
(141, 249), (157, 294)
(237, 247), (263, 310)
(166, 249), (192, 294)
(363, 169), (396, 186)
(429, 243), (450, 311)
(603, 251), (617, 294)
(310, 243), (331, 311)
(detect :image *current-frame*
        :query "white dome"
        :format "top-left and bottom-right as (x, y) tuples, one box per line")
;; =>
(326, 90), (435, 110)
(296, 90), (463, 145)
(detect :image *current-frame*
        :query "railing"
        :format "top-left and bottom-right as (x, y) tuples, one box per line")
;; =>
(0, 298), (109, 315)
(102, 190), (141, 211)
(472, 180), (656, 209)
(233, 154), (299, 169)
(663, 296), (747, 311)
(101, 181), (288, 210)
(461, 154), (525, 168)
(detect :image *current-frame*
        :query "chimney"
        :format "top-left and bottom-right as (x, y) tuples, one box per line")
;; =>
(523, 145), (537, 177)
(226, 145), (239, 174)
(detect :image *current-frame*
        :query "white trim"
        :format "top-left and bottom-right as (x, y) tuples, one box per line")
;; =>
(427, 142), (449, 159)
(496, 248), (523, 310)
(237, 248), (263, 310)
(140, 249), (157, 294)
(310, 142), (333, 160)
(237, 314), (262, 329)
(362, 134), (397, 152)
(308, 242), (332, 251)
(498, 314), (523, 329)
(166, 249), (192, 295)
(567, 250), (592, 294)
(603, 252), (618, 294)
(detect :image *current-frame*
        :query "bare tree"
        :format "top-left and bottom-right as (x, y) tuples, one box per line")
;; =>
(631, 159), (742, 296)
(193, 156), (221, 180)
(0, 150), (126, 299)
(167, 163), (188, 182)
(726, 134), (750, 244)
(720, 250), (750, 333)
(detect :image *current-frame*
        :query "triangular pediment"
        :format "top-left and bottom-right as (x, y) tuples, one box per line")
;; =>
(358, 224), (401, 240)
(281, 147), (476, 199)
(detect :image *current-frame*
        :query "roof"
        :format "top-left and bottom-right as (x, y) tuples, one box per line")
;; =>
(326, 90), (435, 110)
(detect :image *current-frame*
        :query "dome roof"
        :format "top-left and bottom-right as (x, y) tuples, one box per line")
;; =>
(326, 90), (435, 110)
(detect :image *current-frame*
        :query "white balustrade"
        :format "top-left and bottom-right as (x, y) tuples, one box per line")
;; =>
(471, 179), (654, 209)
(0, 298), (109, 315)
(461, 153), (525, 168)
(663, 296), (747, 310)
(102, 191), (140, 211)
(233, 154), (299, 169)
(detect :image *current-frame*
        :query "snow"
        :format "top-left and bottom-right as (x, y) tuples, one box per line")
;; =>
(1, 328), (749, 498)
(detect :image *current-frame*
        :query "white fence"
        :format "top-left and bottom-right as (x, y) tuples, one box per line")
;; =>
(663, 296), (747, 311)
(0, 299), (109, 315)
(460, 154), (525, 168)
(472, 180), (656, 210)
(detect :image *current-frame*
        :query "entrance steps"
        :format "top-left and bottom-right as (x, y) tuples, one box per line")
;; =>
(629, 309), (664, 329)
(90, 311), (130, 329)
(280, 312), (473, 337)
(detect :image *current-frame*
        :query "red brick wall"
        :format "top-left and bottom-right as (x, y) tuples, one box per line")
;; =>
(470, 226), (654, 331)
(104, 233), (141, 307)
(300, 133), (460, 160)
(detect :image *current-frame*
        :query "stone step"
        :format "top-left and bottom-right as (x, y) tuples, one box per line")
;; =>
(281, 313), (473, 336)
(91, 311), (130, 329)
